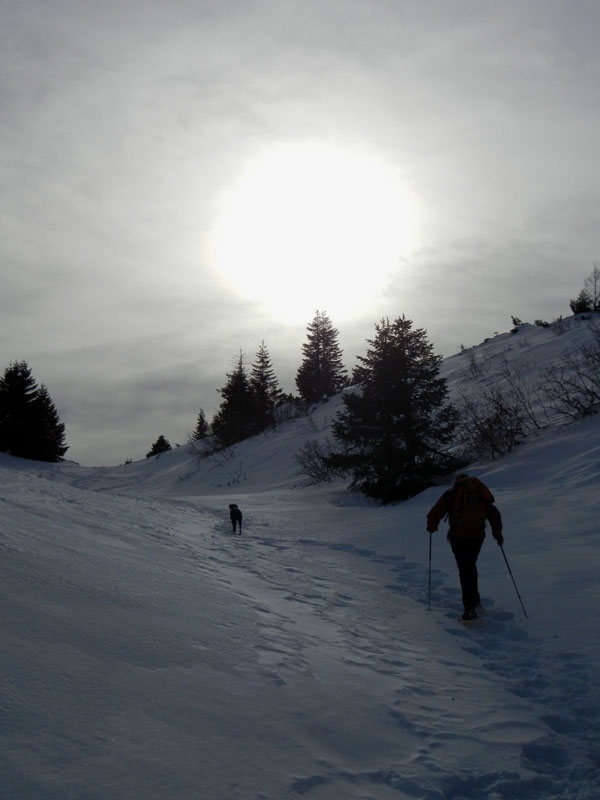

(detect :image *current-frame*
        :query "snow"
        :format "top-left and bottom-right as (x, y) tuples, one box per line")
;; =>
(1, 318), (599, 799)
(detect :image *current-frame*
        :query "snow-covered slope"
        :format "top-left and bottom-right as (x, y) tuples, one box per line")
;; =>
(1, 317), (599, 799)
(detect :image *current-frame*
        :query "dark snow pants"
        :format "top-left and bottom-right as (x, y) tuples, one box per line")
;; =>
(450, 536), (483, 610)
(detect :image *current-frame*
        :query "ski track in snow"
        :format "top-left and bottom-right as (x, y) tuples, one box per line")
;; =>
(129, 489), (599, 799)
(1, 471), (598, 799)
(2, 461), (598, 799)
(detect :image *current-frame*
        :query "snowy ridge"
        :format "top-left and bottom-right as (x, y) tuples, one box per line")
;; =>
(1, 318), (599, 799)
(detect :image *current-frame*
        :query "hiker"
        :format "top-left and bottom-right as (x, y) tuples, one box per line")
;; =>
(229, 503), (242, 534)
(426, 474), (503, 621)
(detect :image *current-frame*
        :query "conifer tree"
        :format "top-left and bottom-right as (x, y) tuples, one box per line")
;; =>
(32, 384), (69, 462)
(0, 361), (68, 462)
(329, 316), (458, 502)
(296, 310), (348, 403)
(570, 264), (600, 313)
(192, 408), (209, 440)
(212, 352), (256, 446)
(569, 290), (593, 315)
(146, 434), (172, 458)
(250, 341), (282, 431)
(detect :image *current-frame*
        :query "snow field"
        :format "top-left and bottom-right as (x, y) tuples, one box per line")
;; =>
(1, 317), (599, 798)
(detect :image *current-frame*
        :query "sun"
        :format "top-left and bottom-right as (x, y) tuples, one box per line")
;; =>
(209, 143), (418, 323)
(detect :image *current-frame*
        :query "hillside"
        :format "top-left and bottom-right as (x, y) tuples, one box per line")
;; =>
(1, 317), (599, 800)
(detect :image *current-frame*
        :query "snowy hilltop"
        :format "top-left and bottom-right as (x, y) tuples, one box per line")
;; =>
(1, 316), (599, 800)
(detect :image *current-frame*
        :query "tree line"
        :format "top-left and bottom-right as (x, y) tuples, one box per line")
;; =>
(0, 309), (349, 465)
(148, 309), (349, 455)
(3, 264), (599, 503)
(181, 311), (460, 504)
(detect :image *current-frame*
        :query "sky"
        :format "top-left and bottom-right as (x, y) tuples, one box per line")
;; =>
(2, 317), (600, 797)
(2, 0), (599, 466)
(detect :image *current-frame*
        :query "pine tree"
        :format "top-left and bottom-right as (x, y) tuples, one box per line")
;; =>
(0, 361), (68, 462)
(569, 290), (593, 315)
(569, 264), (600, 314)
(329, 316), (458, 502)
(146, 434), (172, 458)
(212, 352), (256, 446)
(296, 310), (348, 403)
(250, 341), (282, 432)
(32, 384), (68, 462)
(192, 408), (209, 440)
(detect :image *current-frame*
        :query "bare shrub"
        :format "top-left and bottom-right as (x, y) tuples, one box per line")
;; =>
(552, 316), (570, 336)
(227, 464), (246, 485)
(543, 347), (600, 420)
(295, 439), (343, 483)
(458, 387), (526, 460)
(467, 347), (482, 377)
(500, 358), (551, 431)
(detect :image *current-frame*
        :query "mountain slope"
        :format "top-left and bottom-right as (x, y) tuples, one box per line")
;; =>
(1, 317), (599, 799)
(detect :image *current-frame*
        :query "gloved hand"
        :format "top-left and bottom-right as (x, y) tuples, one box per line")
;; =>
(496, 534), (504, 546)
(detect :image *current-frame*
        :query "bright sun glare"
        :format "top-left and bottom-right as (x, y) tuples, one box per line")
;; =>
(210, 143), (417, 323)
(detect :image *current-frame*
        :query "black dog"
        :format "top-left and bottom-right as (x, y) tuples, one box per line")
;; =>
(229, 503), (242, 534)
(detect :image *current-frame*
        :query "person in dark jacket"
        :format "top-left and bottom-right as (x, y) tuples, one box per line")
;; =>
(426, 474), (503, 621)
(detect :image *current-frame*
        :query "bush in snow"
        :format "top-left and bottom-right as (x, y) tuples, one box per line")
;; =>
(458, 386), (526, 460)
(295, 439), (343, 484)
(146, 434), (172, 458)
(543, 323), (600, 420)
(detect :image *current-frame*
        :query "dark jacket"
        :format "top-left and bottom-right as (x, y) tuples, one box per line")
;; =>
(426, 476), (503, 541)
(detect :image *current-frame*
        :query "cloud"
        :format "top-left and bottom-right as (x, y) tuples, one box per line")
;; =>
(1, 0), (599, 464)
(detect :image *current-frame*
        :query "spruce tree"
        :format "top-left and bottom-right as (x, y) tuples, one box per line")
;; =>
(250, 341), (282, 431)
(0, 361), (68, 462)
(330, 316), (458, 502)
(569, 264), (600, 313)
(212, 352), (256, 446)
(569, 290), (593, 315)
(296, 310), (348, 403)
(146, 434), (172, 458)
(32, 385), (69, 462)
(192, 408), (209, 440)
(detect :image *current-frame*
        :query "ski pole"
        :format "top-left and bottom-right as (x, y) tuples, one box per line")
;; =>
(428, 531), (432, 611)
(500, 544), (528, 619)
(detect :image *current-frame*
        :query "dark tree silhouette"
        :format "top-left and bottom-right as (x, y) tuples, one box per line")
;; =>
(250, 341), (282, 432)
(146, 434), (172, 458)
(192, 408), (209, 440)
(212, 352), (256, 446)
(32, 384), (69, 462)
(569, 290), (593, 315)
(0, 361), (68, 462)
(329, 316), (458, 502)
(570, 264), (600, 314)
(296, 310), (348, 403)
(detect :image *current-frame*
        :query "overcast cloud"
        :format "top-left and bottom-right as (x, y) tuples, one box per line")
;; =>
(2, 0), (599, 465)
